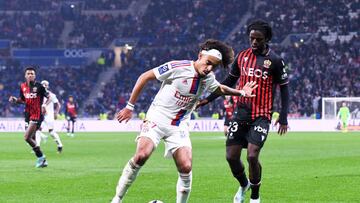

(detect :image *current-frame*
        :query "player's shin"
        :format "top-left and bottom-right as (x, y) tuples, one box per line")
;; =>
(50, 131), (63, 147)
(114, 158), (141, 200)
(176, 171), (192, 203)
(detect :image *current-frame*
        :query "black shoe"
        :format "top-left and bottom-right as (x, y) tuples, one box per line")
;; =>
(57, 146), (63, 154)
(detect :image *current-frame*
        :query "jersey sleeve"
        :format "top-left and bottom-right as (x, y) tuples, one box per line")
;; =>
(229, 54), (240, 77)
(273, 58), (289, 85)
(19, 87), (25, 101)
(51, 93), (59, 103)
(206, 73), (220, 93)
(39, 84), (49, 98)
(152, 62), (176, 81)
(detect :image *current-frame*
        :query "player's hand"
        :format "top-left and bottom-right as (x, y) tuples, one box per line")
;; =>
(9, 96), (17, 103)
(241, 81), (258, 97)
(117, 108), (133, 123)
(275, 119), (288, 135)
(195, 99), (209, 109)
(41, 106), (47, 115)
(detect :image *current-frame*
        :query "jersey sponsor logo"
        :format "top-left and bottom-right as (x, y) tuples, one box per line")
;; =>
(241, 66), (268, 79)
(263, 59), (271, 69)
(24, 93), (37, 99)
(254, 125), (268, 134)
(158, 64), (169, 75)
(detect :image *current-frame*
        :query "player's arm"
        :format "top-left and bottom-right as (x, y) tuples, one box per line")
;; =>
(41, 85), (50, 115)
(274, 58), (289, 135)
(214, 82), (257, 97)
(53, 95), (61, 119)
(117, 69), (157, 123)
(9, 88), (25, 104)
(197, 54), (240, 108)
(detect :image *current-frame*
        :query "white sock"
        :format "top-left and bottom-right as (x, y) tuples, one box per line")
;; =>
(50, 131), (63, 147)
(176, 171), (192, 203)
(114, 159), (141, 200)
(35, 131), (44, 146)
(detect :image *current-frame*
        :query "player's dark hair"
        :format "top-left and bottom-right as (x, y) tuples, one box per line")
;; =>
(247, 20), (273, 42)
(24, 65), (37, 73)
(199, 39), (234, 68)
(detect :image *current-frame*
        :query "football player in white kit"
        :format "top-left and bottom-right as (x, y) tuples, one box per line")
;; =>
(35, 80), (63, 153)
(111, 39), (258, 203)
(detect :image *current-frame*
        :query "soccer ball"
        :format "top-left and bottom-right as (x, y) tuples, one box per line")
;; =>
(148, 200), (164, 203)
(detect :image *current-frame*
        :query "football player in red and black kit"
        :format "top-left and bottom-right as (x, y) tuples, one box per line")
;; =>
(197, 20), (289, 203)
(65, 95), (77, 137)
(9, 66), (50, 168)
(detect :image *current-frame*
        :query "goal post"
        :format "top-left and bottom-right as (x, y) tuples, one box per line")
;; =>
(322, 97), (360, 131)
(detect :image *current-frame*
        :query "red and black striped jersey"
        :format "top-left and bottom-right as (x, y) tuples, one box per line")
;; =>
(230, 48), (289, 121)
(66, 102), (77, 117)
(19, 81), (48, 120)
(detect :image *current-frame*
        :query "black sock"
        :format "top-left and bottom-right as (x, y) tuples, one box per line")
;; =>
(32, 146), (43, 158)
(250, 181), (261, 199)
(234, 170), (249, 187)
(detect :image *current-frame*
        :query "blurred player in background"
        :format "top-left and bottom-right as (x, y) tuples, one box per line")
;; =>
(197, 20), (289, 203)
(8, 66), (49, 168)
(223, 95), (235, 136)
(35, 80), (63, 153)
(337, 102), (350, 133)
(111, 39), (258, 203)
(65, 95), (77, 137)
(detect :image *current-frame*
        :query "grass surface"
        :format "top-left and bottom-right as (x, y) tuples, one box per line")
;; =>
(0, 131), (359, 203)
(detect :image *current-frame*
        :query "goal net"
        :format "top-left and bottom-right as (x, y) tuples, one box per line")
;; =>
(322, 97), (360, 131)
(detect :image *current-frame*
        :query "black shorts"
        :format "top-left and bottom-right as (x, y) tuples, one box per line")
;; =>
(224, 116), (231, 126)
(226, 117), (270, 148)
(67, 116), (76, 122)
(24, 112), (44, 130)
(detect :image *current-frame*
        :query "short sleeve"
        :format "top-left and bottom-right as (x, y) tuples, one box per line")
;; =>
(152, 62), (176, 81)
(206, 73), (220, 93)
(273, 58), (289, 85)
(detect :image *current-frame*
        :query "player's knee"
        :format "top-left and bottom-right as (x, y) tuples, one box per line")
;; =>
(247, 153), (259, 164)
(178, 162), (192, 174)
(226, 153), (238, 163)
(133, 152), (150, 166)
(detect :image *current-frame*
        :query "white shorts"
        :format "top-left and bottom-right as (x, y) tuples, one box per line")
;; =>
(136, 120), (192, 158)
(41, 116), (55, 130)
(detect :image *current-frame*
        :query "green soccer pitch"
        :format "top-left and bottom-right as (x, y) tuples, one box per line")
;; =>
(0, 131), (359, 203)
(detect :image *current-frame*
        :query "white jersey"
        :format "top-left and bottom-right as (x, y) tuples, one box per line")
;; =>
(146, 60), (220, 126)
(43, 91), (59, 119)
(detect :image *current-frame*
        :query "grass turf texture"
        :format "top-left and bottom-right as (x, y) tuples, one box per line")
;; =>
(0, 131), (359, 203)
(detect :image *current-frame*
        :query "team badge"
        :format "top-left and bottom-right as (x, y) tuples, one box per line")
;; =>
(157, 64), (169, 75)
(263, 59), (271, 68)
(32, 87), (37, 92)
(244, 57), (248, 62)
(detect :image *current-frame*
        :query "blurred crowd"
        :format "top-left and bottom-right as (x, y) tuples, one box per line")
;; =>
(0, 0), (358, 119)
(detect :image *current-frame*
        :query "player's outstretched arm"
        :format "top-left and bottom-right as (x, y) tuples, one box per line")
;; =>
(217, 81), (258, 97)
(117, 69), (156, 123)
(275, 83), (289, 135)
(8, 96), (24, 104)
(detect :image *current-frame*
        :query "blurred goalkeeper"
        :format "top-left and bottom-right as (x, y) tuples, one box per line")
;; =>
(337, 102), (350, 132)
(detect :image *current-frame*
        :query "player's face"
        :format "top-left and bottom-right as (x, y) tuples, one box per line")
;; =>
(195, 54), (221, 77)
(249, 30), (266, 54)
(25, 70), (36, 82)
(69, 97), (73, 102)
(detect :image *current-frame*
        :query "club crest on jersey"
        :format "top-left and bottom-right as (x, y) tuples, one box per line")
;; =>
(244, 57), (248, 62)
(23, 88), (26, 92)
(158, 64), (169, 75)
(263, 59), (271, 69)
(32, 87), (38, 92)
(182, 79), (188, 85)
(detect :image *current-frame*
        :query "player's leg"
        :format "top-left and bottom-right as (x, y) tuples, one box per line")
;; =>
(247, 117), (270, 202)
(226, 120), (250, 203)
(112, 137), (155, 203)
(342, 120), (348, 132)
(71, 118), (75, 136)
(25, 121), (47, 168)
(66, 119), (71, 136)
(173, 147), (192, 203)
(112, 120), (160, 203)
(49, 129), (63, 153)
(247, 144), (262, 202)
